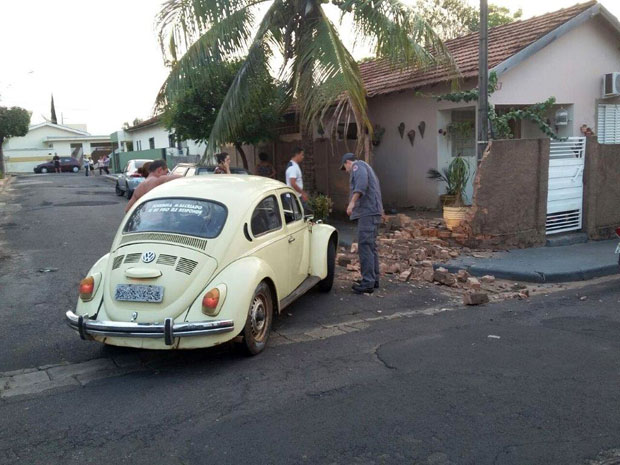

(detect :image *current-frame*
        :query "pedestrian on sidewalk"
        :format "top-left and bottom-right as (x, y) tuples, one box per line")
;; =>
(99, 154), (110, 175)
(285, 147), (309, 208)
(82, 156), (91, 176)
(341, 153), (384, 294)
(125, 160), (182, 212)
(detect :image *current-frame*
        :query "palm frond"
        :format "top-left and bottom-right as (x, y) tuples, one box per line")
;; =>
(157, 0), (268, 62)
(156, 6), (258, 110)
(205, 0), (290, 158)
(292, 8), (371, 143)
(339, 0), (455, 72)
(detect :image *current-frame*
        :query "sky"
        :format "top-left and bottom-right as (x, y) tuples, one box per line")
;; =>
(1, 0), (618, 135)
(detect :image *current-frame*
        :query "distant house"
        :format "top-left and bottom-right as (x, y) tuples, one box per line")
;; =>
(109, 115), (208, 172)
(3, 122), (112, 173)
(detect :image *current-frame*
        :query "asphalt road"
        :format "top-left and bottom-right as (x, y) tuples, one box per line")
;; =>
(1, 174), (620, 464)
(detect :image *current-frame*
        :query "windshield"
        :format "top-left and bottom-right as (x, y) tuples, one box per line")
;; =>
(123, 198), (227, 239)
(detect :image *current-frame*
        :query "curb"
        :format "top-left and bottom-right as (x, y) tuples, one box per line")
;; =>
(103, 174), (119, 184)
(442, 262), (620, 283)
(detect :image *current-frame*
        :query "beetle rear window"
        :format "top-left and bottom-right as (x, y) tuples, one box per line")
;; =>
(124, 198), (227, 239)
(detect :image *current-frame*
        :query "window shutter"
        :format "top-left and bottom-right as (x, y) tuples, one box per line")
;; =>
(597, 104), (620, 144)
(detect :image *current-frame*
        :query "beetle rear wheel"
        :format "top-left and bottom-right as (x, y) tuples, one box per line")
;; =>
(242, 281), (273, 355)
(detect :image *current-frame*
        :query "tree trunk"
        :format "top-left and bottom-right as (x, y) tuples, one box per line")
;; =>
(234, 142), (249, 170)
(300, 126), (315, 192)
(0, 137), (5, 176)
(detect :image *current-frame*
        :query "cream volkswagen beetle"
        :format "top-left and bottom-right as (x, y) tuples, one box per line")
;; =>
(66, 175), (337, 354)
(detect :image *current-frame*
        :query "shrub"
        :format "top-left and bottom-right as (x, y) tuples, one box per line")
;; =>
(307, 194), (333, 222)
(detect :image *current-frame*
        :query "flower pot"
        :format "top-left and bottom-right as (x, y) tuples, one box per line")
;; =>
(439, 194), (457, 206)
(443, 205), (470, 230)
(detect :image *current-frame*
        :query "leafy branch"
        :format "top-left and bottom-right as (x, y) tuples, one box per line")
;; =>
(436, 71), (562, 140)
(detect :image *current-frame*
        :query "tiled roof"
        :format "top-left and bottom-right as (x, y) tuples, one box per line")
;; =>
(359, 1), (597, 97)
(125, 115), (161, 131)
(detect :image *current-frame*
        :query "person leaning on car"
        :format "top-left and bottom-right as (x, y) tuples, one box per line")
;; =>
(125, 159), (182, 213)
(341, 152), (384, 295)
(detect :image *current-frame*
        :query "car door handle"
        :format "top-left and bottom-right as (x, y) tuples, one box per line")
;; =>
(288, 236), (295, 243)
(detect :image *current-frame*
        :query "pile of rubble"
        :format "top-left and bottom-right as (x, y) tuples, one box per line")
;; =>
(337, 214), (530, 305)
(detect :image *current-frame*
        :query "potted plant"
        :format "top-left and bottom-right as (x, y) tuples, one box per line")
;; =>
(427, 156), (470, 230)
(307, 194), (334, 222)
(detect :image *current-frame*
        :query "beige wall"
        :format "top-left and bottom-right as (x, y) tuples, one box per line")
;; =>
(365, 16), (620, 210)
(492, 17), (620, 136)
(367, 83), (476, 208)
(583, 137), (620, 239)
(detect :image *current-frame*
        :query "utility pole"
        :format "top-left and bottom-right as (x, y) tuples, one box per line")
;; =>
(477, 0), (489, 160)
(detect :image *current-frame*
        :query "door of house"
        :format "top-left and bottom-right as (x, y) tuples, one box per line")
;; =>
(546, 137), (586, 234)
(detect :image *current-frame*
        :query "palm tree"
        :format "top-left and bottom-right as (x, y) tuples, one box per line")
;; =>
(157, 0), (454, 167)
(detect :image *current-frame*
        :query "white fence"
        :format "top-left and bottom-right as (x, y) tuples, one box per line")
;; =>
(545, 137), (586, 235)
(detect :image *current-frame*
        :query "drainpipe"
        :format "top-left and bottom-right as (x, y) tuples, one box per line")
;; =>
(477, 0), (489, 161)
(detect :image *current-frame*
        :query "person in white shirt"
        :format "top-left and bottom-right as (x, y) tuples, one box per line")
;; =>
(285, 147), (308, 202)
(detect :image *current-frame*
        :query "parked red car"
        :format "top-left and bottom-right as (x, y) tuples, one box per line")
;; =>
(33, 157), (81, 174)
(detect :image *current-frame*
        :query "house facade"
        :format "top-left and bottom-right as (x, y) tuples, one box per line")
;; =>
(361, 1), (620, 209)
(109, 115), (211, 172)
(3, 122), (112, 173)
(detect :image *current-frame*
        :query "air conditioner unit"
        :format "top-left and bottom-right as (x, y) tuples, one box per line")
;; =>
(603, 72), (620, 97)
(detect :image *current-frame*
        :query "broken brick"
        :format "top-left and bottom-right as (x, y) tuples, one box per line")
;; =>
(463, 292), (489, 305)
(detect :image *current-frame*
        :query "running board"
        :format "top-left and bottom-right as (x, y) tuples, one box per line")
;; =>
(279, 276), (320, 311)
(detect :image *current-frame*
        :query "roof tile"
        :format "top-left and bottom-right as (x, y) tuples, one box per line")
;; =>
(360, 1), (597, 97)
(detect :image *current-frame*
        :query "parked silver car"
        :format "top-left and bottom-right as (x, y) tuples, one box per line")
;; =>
(115, 159), (152, 200)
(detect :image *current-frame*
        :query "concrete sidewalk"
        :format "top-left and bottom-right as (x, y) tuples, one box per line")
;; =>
(445, 239), (620, 283)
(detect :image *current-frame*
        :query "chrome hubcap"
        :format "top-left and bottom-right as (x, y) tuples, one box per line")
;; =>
(250, 295), (267, 340)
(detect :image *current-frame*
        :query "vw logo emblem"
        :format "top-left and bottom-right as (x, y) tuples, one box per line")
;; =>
(131, 312), (138, 322)
(141, 251), (156, 263)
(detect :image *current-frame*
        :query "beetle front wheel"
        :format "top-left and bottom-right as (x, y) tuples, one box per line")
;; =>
(242, 281), (273, 355)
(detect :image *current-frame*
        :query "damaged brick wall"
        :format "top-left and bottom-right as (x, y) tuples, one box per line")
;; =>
(457, 138), (550, 248)
(583, 137), (620, 239)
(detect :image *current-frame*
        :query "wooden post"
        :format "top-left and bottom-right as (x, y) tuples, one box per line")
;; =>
(477, 0), (489, 160)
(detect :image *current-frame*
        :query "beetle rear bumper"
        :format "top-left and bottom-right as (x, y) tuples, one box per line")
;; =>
(66, 311), (235, 346)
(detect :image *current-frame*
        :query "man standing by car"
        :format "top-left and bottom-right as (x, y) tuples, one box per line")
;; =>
(341, 153), (384, 294)
(125, 159), (182, 212)
(52, 153), (60, 173)
(286, 147), (309, 203)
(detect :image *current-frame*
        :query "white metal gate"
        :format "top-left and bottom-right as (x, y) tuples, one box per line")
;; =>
(546, 137), (586, 235)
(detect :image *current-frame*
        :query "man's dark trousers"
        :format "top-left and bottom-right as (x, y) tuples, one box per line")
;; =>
(358, 215), (381, 287)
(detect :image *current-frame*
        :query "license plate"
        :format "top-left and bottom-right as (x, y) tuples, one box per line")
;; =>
(615, 243), (620, 254)
(115, 284), (164, 303)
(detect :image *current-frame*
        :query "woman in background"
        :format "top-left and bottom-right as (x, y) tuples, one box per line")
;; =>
(255, 152), (276, 178)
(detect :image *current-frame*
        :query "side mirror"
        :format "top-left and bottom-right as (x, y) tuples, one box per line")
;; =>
(304, 214), (314, 222)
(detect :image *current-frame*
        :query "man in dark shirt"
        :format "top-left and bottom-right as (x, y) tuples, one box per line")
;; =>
(52, 153), (60, 173)
(341, 153), (384, 294)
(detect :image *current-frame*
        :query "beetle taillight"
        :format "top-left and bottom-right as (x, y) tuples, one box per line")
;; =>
(202, 289), (220, 312)
(79, 276), (95, 300)
(616, 227), (620, 238)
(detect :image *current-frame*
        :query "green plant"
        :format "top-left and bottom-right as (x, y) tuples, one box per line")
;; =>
(436, 71), (562, 140)
(156, 0), (454, 161)
(307, 194), (333, 222)
(427, 156), (470, 206)
(445, 121), (474, 139)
